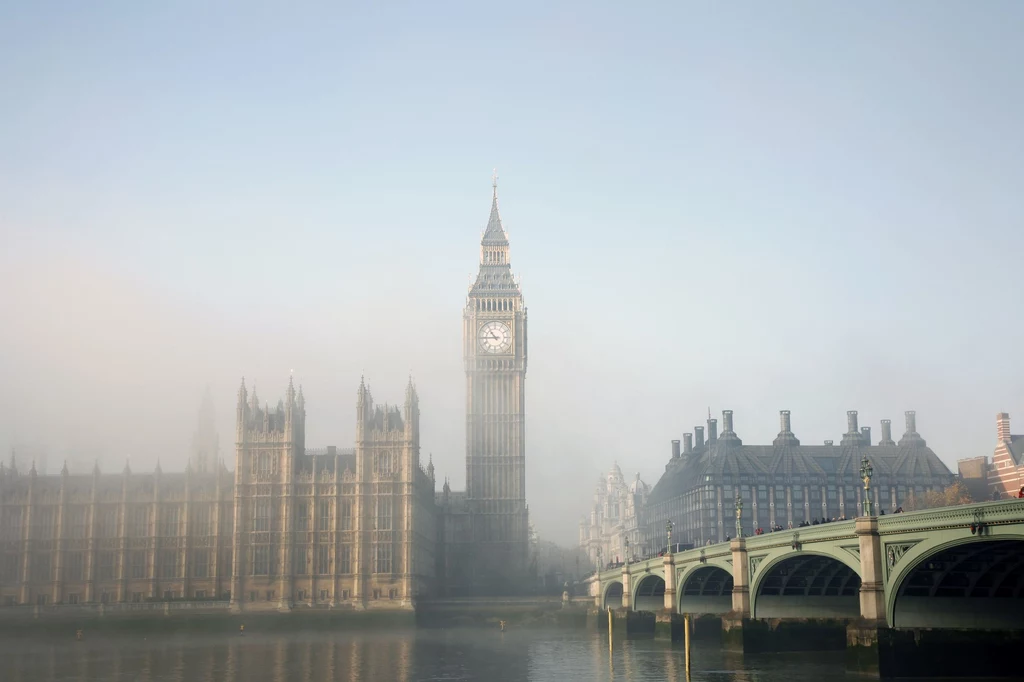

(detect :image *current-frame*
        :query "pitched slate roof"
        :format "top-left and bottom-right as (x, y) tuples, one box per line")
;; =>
(648, 419), (953, 507)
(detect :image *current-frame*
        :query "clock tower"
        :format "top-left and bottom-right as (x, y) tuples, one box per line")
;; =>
(463, 177), (529, 591)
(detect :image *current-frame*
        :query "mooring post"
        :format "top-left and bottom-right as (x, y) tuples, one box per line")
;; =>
(684, 612), (692, 676)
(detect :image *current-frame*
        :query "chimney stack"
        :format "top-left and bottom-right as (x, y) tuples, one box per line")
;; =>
(671, 440), (681, 459)
(683, 433), (693, 454)
(880, 419), (894, 445)
(861, 426), (871, 445)
(708, 418), (718, 444)
(997, 413), (1011, 443)
(773, 409), (800, 446)
(825, 440), (834, 446)
(898, 410), (926, 447)
(694, 426), (705, 448)
(841, 410), (862, 446)
(722, 410), (734, 434)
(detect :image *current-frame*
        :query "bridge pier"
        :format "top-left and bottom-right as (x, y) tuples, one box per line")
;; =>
(856, 517), (885, 621)
(662, 554), (676, 611)
(847, 623), (1024, 679)
(722, 615), (849, 653)
(621, 569), (631, 610)
(654, 610), (684, 642)
(730, 538), (750, 615)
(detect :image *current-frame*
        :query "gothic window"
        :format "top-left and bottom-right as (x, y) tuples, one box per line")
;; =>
(193, 549), (210, 578)
(68, 505), (88, 538)
(99, 507), (118, 537)
(1, 554), (19, 582)
(191, 504), (212, 536)
(295, 502), (310, 532)
(374, 544), (392, 574)
(65, 552), (84, 581)
(374, 452), (393, 476)
(293, 548), (308, 575)
(338, 545), (351, 573)
(98, 551), (116, 581)
(253, 452), (273, 475)
(318, 500), (332, 531)
(159, 549), (179, 578)
(340, 499), (352, 531)
(253, 499), (271, 532)
(31, 553), (51, 582)
(158, 506), (180, 537)
(376, 497), (393, 531)
(33, 507), (56, 539)
(128, 507), (149, 537)
(130, 551), (146, 579)
(0, 508), (22, 541)
(252, 546), (270, 576)
(316, 544), (331, 575)
(220, 548), (232, 577)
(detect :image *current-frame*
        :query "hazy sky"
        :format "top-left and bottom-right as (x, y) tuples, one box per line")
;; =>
(2, 2), (1023, 544)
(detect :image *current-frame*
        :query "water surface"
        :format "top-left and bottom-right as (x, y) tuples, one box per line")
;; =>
(0, 628), (987, 681)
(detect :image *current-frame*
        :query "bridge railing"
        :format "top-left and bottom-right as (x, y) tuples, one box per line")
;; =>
(593, 499), (1024, 583)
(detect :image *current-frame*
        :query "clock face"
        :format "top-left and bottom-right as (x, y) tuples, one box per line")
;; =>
(478, 320), (512, 353)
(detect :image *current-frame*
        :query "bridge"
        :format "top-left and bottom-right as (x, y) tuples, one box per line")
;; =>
(590, 499), (1024, 628)
(585, 499), (1024, 677)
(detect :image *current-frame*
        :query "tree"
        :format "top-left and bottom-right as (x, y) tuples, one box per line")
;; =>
(902, 480), (973, 512)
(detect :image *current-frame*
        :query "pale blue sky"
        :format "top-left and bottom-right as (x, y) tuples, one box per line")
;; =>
(1, 2), (1023, 543)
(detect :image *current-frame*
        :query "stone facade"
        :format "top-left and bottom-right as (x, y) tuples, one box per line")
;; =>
(579, 463), (649, 568)
(0, 181), (530, 605)
(0, 377), (437, 611)
(643, 409), (954, 553)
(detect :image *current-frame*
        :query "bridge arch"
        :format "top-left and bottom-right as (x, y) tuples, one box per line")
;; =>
(602, 580), (624, 609)
(633, 574), (665, 612)
(678, 564), (733, 615)
(888, 536), (1024, 629)
(751, 550), (861, 619)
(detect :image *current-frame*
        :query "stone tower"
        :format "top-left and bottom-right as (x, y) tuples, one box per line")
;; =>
(462, 177), (529, 591)
(190, 387), (219, 474)
(352, 376), (422, 606)
(230, 377), (305, 611)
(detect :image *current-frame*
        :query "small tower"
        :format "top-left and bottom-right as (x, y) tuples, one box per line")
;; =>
(191, 386), (219, 475)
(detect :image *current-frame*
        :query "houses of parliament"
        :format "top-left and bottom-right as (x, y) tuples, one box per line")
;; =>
(0, 182), (530, 610)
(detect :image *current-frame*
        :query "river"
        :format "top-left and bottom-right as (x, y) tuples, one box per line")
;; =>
(0, 628), (992, 681)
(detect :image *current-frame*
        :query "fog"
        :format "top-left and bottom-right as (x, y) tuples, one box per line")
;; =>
(2, 3), (1024, 545)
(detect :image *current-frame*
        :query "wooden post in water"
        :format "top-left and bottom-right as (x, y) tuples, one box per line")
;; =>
(684, 612), (692, 678)
(607, 606), (613, 652)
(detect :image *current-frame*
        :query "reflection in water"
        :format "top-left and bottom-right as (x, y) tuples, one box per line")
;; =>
(1, 628), (869, 682)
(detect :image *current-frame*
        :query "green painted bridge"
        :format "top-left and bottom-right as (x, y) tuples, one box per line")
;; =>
(587, 499), (1024, 629)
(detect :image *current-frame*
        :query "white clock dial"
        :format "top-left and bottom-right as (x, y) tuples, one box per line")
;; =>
(478, 320), (512, 354)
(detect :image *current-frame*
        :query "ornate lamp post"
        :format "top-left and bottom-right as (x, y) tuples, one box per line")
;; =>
(735, 492), (744, 539)
(665, 520), (674, 555)
(860, 456), (874, 517)
(624, 537), (630, 566)
(596, 546), (603, 572)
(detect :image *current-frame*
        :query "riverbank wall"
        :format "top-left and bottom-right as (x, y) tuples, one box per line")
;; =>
(0, 598), (591, 637)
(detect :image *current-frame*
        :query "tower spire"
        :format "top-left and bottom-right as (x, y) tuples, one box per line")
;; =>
(482, 173), (508, 246)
